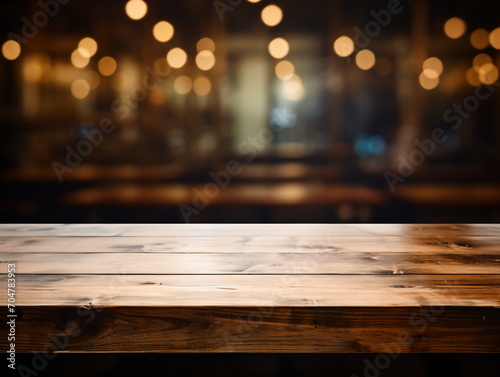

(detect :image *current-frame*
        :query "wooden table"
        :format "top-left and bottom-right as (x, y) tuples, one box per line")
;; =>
(1, 224), (499, 352)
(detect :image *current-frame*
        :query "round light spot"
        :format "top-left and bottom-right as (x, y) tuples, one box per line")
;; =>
(444, 17), (466, 39)
(167, 47), (187, 69)
(423, 69), (439, 79)
(78, 37), (98, 58)
(195, 50), (216, 71)
(174, 75), (192, 95)
(2, 40), (21, 61)
(247, 0), (262, 3)
(153, 21), (174, 43)
(355, 49), (376, 70)
(125, 0), (148, 20)
(283, 75), (305, 102)
(196, 37), (215, 53)
(489, 28), (500, 50)
(470, 29), (489, 50)
(261, 5), (283, 27)
(71, 49), (90, 69)
(193, 77), (212, 96)
(98, 56), (117, 76)
(71, 79), (91, 99)
(423, 57), (443, 76)
(333, 36), (355, 57)
(478, 63), (499, 84)
(275, 60), (295, 80)
(466, 67), (481, 87)
(473, 53), (492, 71)
(268, 38), (289, 59)
(419, 71), (439, 90)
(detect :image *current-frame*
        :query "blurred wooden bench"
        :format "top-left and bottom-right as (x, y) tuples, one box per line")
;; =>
(1, 224), (499, 352)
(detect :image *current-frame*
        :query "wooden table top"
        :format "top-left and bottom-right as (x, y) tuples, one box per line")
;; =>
(1, 224), (499, 352)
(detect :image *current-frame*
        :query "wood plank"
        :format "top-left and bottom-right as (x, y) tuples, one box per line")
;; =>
(3, 252), (500, 275)
(3, 275), (499, 307)
(1, 235), (498, 253)
(6, 306), (500, 352)
(1, 224), (499, 237)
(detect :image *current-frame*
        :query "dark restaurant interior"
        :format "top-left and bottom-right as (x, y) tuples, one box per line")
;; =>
(1, 0), (500, 224)
(2, 1), (500, 375)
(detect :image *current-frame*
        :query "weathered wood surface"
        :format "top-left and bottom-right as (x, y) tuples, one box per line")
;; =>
(0, 224), (499, 353)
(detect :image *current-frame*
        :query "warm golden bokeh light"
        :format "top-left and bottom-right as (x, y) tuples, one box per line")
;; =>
(174, 75), (193, 95)
(71, 49), (90, 69)
(478, 63), (499, 84)
(246, 0), (262, 3)
(423, 69), (439, 79)
(22, 53), (52, 83)
(98, 56), (117, 76)
(268, 38), (289, 59)
(78, 37), (98, 58)
(473, 53), (492, 71)
(489, 28), (500, 50)
(283, 75), (305, 101)
(167, 47), (187, 69)
(444, 17), (466, 39)
(84, 70), (101, 89)
(333, 36), (355, 57)
(153, 21), (174, 43)
(466, 67), (481, 87)
(275, 60), (295, 80)
(196, 37), (215, 53)
(195, 50), (216, 71)
(419, 71), (439, 90)
(355, 49), (376, 70)
(71, 79), (91, 99)
(2, 40), (21, 61)
(125, 0), (148, 20)
(423, 57), (443, 76)
(261, 5), (283, 27)
(193, 77), (212, 96)
(470, 28), (489, 50)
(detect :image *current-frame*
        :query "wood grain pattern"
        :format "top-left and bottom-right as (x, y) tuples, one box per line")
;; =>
(0, 224), (499, 353)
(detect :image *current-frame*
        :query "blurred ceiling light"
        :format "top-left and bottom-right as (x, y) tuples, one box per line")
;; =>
(98, 56), (117, 76)
(167, 47), (187, 69)
(333, 36), (355, 57)
(261, 5), (283, 27)
(422, 57), (443, 76)
(153, 21), (174, 43)
(419, 71), (439, 90)
(2, 40), (21, 60)
(174, 75), (192, 95)
(193, 77), (212, 96)
(125, 0), (148, 20)
(489, 27), (500, 50)
(275, 60), (295, 80)
(466, 67), (481, 86)
(444, 17), (466, 39)
(195, 50), (216, 71)
(78, 37), (98, 58)
(84, 70), (101, 89)
(268, 38), (289, 59)
(71, 79), (91, 99)
(196, 37), (215, 53)
(71, 49), (90, 69)
(478, 63), (499, 84)
(473, 53), (492, 71)
(355, 49), (376, 70)
(283, 74), (305, 101)
(470, 28), (489, 50)
(375, 57), (393, 77)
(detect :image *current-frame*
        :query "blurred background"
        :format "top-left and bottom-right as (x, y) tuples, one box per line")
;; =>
(1, 0), (500, 223)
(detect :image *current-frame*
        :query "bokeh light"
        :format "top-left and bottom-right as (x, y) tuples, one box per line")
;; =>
(167, 48), (187, 69)
(466, 67), (481, 87)
(71, 79), (91, 99)
(283, 75), (305, 102)
(470, 28), (489, 50)
(478, 63), (499, 84)
(422, 57), (443, 78)
(84, 70), (101, 89)
(71, 49), (90, 69)
(78, 37), (98, 58)
(153, 21), (174, 43)
(444, 17), (466, 39)
(261, 5), (283, 27)
(125, 0), (148, 20)
(268, 38), (289, 59)
(2, 40), (21, 61)
(195, 50), (216, 71)
(193, 77), (212, 96)
(275, 60), (295, 80)
(333, 36), (355, 57)
(473, 53), (492, 71)
(98, 56), (117, 76)
(196, 38), (215, 53)
(355, 49), (376, 70)
(489, 27), (500, 49)
(174, 75), (192, 95)
(419, 71), (439, 90)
